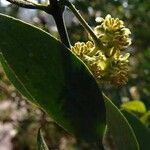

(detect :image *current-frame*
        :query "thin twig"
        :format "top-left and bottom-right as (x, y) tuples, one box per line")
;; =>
(6, 0), (47, 11)
(62, 0), (105, 50)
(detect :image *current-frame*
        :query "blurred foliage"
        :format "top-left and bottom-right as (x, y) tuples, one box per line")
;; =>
(0, 0), (150, 149)
(121, 100), (146, 116)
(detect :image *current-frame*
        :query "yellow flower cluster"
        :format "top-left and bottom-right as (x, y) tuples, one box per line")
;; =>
(71, 15), (131, 86)
(95, 14), (131, 50)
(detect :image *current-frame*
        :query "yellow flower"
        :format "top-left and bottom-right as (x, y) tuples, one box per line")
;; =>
(71, 41), (94, 58)
(94, 14), (131, 49)
(71, 14), (131, 86)
(89, 50), (130, 86)
(109, 52), (130, 86)
(72, 43), (130, 86)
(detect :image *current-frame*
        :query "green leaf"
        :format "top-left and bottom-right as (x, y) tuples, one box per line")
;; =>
(103, 94), (139, 150)
(0, 13), (106, 142)
(121, 100), (146, 115)
(140, 111), (150, 126)
(0, 54), (36, 103)
(123, 110), (150, 150)
(37, 128), (49, 150)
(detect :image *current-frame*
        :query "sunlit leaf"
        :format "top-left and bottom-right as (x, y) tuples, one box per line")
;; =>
(121, 100), (146, 115)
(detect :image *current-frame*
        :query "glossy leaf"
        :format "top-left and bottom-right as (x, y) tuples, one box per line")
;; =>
(0, 13), (106, 141)
(123, 110), (150, 150)
(103, 94), (139, 150)
(37, 128), (49, 150)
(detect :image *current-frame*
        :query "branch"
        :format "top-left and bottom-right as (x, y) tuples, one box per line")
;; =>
(46, 0), (71, 48)
(6, 0), (47, 11)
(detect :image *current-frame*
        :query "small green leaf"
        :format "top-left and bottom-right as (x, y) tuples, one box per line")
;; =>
(37, 128), (49, 150)
(0, 13), (106, 142)
(121, 100), (146, 115)
(140, 111), (150, 126)
(103, 94), (139, 150)
(123, 110), (150, 150)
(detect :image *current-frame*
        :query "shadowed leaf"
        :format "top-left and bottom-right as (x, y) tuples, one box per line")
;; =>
(104, 94), (139, 150)
(0, 13), (106, 142)
(123, 110), (150, 150)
